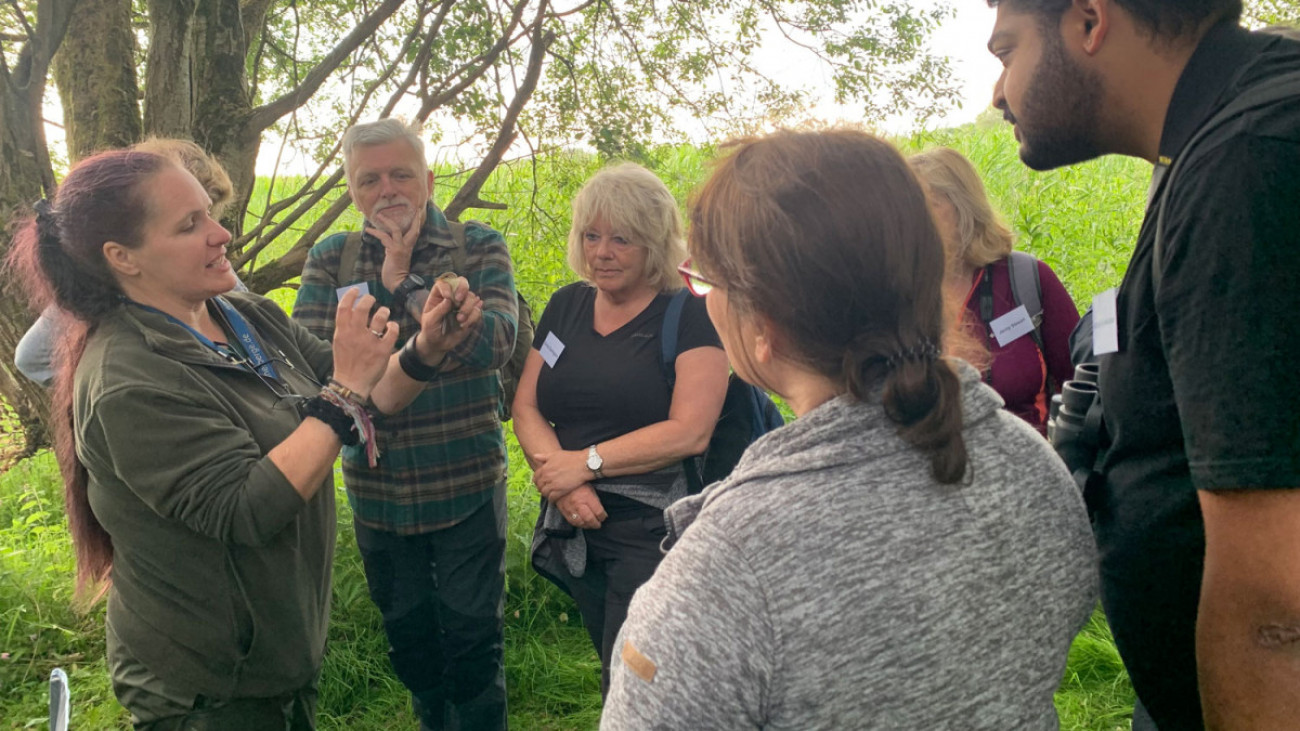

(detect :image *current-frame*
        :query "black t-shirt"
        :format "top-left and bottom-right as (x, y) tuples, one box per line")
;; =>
(1095, 23), (1300, 730)
(533, 282), (722, 452)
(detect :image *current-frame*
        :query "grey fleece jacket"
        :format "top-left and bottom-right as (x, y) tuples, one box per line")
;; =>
(601, 364), (1097, 730)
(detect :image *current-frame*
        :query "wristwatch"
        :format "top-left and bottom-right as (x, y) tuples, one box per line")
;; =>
(586, 444), (605, 479)
(391, 273), (427, 312)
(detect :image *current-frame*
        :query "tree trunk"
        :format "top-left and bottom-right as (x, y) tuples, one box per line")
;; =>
(0, 0), (79, 453)
(142, 0), (198, 138)
(0, 85), (53, 454)
(53, 0), (141, 162)
(191, 0), (255, 237)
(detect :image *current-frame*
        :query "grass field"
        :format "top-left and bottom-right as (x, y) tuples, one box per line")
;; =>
(0, 119), (1148, 729)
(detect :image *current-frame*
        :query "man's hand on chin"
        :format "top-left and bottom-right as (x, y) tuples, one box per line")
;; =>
(371, 207), (425, 292)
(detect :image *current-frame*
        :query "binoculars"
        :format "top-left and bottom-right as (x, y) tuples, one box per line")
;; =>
(1047, 363), (1106, 498)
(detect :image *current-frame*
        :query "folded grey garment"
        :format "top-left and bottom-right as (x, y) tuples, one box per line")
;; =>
(536, 465), (687, 578)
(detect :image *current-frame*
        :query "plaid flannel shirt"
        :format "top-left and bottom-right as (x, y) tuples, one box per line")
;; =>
(292, 203), (518, 534)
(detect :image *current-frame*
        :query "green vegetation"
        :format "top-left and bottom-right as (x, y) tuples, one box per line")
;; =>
(0, 120), (1147, 729)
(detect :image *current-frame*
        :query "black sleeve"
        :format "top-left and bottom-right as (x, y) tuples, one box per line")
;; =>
(674, 293), (723, 354)
(1157, 133), (1300, 490)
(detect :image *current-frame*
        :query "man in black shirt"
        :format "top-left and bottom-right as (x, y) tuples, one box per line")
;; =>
(983, 1), (1300, 728)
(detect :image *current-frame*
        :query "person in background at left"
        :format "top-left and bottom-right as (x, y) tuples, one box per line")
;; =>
(512, 162), (729, 695)
(910, 147), (1078, 433)
(14, 137), (245, 388)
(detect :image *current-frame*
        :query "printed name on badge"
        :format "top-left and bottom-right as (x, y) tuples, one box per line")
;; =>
(990, 304), (1036, 348)
(336, 283), (370, 301)
(1092, 288), (1119, 355)
(540, 331), (565, 368)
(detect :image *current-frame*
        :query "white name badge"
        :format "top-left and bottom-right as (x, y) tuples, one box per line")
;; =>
(1092, 288), (1119, 355)
(336, 282), (370, 302)
(540, 331), (565, 368)
(990, 304), (1036, 347)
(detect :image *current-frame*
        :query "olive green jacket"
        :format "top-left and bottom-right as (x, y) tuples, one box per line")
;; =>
(74, 292), (335, 702)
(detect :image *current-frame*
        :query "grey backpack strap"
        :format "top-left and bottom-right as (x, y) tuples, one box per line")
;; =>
(1007, 249), (1045, 350)
(1153, 71), (1300, 291)
(446, 220), (469, 275)
(337, 230), (365, 287)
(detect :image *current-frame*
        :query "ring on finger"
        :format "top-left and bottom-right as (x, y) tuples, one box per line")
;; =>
(370, 329), (386, 338)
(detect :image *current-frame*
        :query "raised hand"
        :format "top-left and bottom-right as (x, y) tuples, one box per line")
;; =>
(331, 287), (398, 400)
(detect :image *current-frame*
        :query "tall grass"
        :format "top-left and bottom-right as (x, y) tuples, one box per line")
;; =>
(1, 120), (1147, 729)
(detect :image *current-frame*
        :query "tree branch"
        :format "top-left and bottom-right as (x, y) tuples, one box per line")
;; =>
(414, 0), (532, 118)
(246, 0), (405, 132)
(445, 6), (554, 221)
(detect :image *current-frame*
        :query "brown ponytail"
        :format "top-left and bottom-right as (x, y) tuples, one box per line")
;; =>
(5, 150), (170, 600)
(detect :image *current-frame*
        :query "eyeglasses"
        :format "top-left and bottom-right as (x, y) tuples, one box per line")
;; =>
(677, 258), (720, 297)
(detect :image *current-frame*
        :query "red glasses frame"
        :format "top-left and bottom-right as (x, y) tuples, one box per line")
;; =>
(677, 258), (719, 297)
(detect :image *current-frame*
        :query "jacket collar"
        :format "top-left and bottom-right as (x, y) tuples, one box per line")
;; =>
(116, 296), (254, 369)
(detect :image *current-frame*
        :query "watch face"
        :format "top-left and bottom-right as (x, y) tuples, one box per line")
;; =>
(587, 450), (602, 470)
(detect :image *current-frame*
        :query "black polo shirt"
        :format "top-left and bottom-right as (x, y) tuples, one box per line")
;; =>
(1095, 22), (1300, 730)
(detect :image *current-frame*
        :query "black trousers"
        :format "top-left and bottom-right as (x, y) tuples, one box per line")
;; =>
(563, 511), (668, 695)
(354, 484), (507, 731)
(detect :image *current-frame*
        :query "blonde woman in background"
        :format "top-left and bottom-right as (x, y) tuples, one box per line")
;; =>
(512, 162), (728, 695)
(910, 147), (1079, 433)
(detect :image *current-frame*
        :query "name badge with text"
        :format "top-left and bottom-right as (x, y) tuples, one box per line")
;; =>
(991, 304), (1036, 348)
(540, 331), (565, 368)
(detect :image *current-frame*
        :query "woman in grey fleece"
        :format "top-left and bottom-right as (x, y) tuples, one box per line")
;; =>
(602, 129), (1098, 730)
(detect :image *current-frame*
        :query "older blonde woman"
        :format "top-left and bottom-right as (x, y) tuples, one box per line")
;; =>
(512, 162), (729, 694)
(910, 147), (1079, 432)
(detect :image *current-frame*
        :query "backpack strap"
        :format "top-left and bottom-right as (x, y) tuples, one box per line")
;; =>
(1006, 250), (1045, 352)
(660, 289), (689, 390)
(1153, 70), (1300, 291)
(659, 289), (701, 490)
(338, 230), (365, 287)
(446, 220), (469, 275)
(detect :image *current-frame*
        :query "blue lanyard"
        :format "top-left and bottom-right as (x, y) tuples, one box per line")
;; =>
(126, 296), (280, 381)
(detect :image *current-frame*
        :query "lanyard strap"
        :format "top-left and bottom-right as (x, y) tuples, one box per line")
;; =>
(126, 297), (281, 381)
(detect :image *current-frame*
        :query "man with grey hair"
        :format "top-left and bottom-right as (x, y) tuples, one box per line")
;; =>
(983, 1), (1300, 728)
(293, 118), (517, 730)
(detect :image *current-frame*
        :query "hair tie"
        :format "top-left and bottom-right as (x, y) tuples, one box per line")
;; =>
(33, 198), (55, 221)
(33, 199), (60, 244)
(885, 338), (940, 370)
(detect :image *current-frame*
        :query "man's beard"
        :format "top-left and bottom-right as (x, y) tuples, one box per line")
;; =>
(1009, 32), (1107, 171)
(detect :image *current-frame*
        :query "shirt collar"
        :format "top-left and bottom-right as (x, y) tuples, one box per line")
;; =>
(1158, 21), (1275, 165)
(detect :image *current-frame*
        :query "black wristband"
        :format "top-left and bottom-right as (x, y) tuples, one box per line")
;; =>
(399, 335), (443, 381)
(299, 395), (360, 446)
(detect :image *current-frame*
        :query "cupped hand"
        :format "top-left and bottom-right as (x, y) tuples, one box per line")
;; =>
(556, 485), (606, 530)
(532, 448), (592, 501)
(411, 274), (483, 361)
(330, 288), (398, 400)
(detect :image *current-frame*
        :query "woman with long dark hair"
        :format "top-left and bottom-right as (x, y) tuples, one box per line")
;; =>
(602, 129), (1097, 729)
(7, 149), (478, 729)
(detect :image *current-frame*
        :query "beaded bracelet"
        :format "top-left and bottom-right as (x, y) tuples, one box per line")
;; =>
(326, 378), (366, 405)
